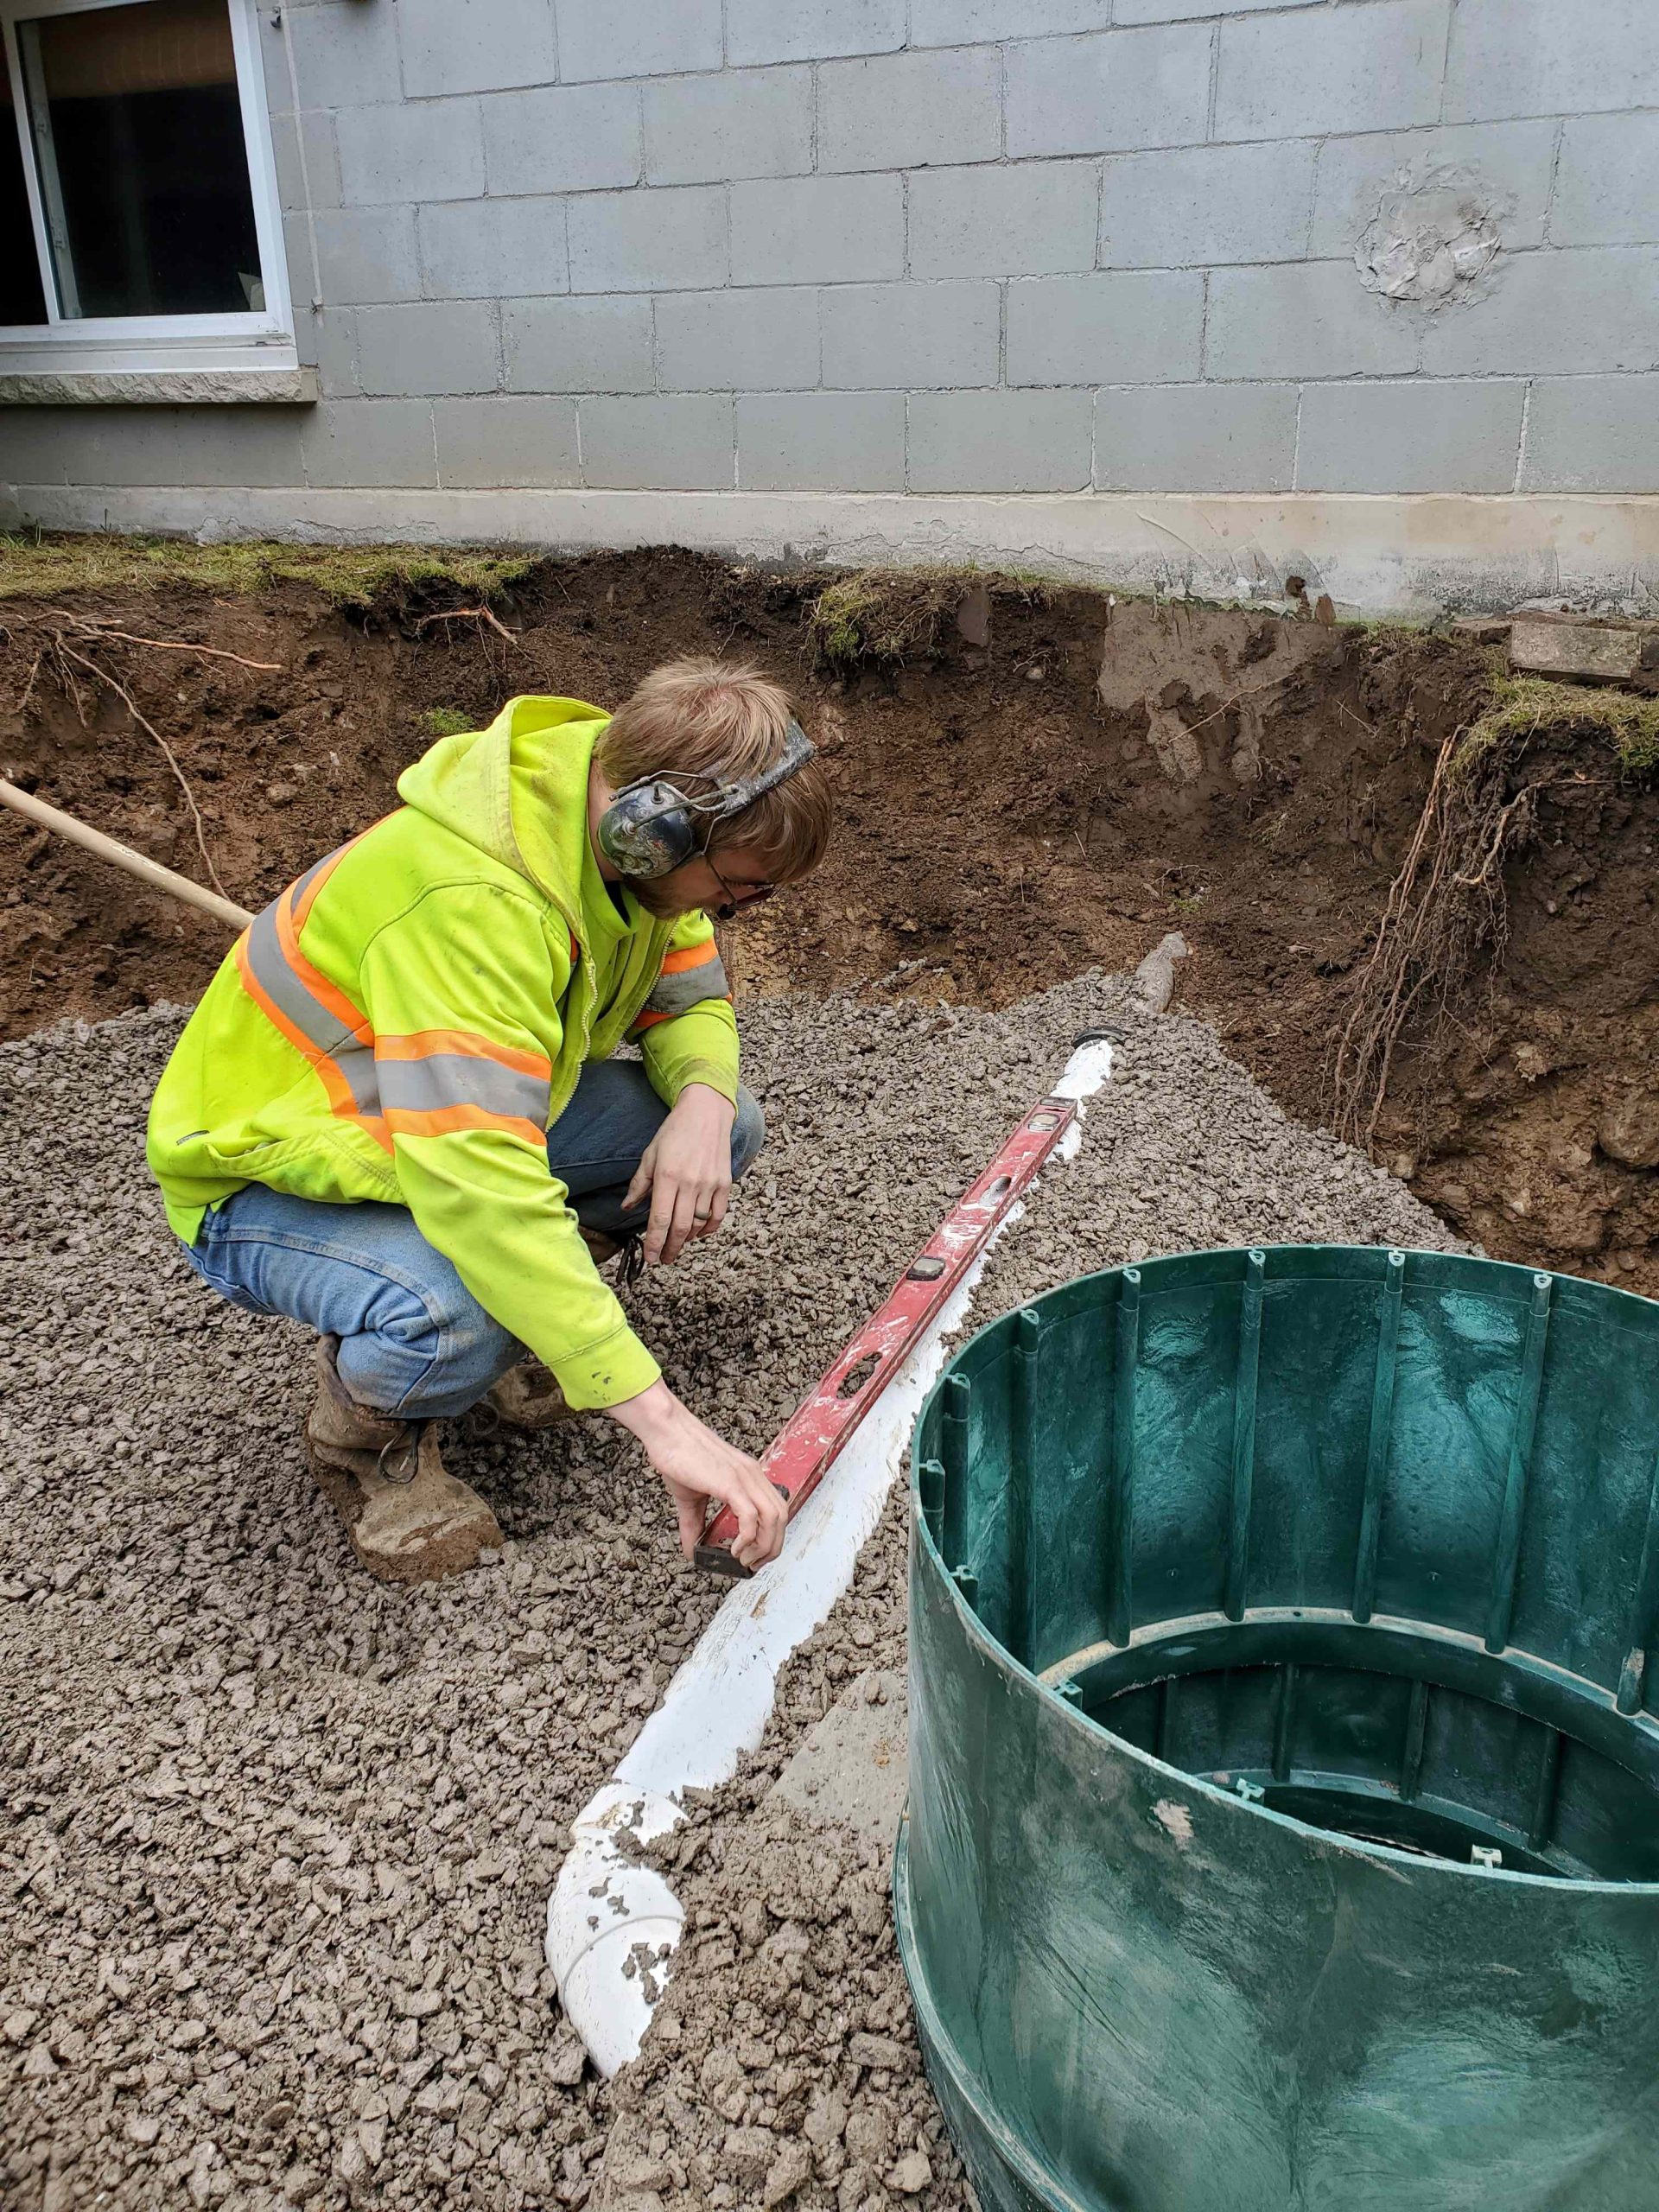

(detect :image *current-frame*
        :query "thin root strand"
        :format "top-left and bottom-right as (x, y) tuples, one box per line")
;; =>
(54, 641), (232, 902)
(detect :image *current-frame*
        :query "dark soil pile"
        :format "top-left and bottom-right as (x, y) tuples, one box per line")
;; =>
(2, 544), (1654, 1295)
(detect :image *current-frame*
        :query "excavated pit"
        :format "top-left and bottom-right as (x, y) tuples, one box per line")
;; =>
(3, 544), (1654, 1296)
(1, 543), (1655, 2210)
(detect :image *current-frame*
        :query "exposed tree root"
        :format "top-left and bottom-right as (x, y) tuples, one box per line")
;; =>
(4, 613), (238, 899)
(40, 609), (282, 671)
(1332, 722), (1540, 1151)
(53, 642), (232, 899)
(1330, 670), (1659, 1150)
(413, 603), (522, 646)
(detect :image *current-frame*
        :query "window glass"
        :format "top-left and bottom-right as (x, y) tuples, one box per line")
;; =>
(0, 51), (48, 322)
(18, 0), (263, 320)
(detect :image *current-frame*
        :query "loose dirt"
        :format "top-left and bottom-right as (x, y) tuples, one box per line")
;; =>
(3, 547), (1654, 1293)
(1, 965), (1456, 2212)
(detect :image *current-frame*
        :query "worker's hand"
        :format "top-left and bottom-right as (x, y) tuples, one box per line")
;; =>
(623, 1083), (736, 1267)
(607, 1381), (785, 1571)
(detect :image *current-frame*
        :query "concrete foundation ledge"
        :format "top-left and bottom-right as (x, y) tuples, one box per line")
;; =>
(2, 486), (1656, 620)
(0, 369), (318, 406)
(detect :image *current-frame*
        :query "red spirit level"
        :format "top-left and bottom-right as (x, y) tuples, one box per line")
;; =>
(695, 1092), (1079, 1578)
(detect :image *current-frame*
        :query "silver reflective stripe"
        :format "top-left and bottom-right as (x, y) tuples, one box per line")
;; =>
(332, 1040), (380, 1115)
(378, 1053), (550, 1128)
(287, 852), (331, 912)
(642, 950), (730, 1020)
(241, 896), (380, 1114)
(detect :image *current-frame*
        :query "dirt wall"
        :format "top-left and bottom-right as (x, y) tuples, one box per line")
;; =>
(2, 543), (1654, 1292)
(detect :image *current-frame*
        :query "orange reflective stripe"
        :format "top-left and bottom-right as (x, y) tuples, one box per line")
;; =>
(232, 930), (374, 1132)
(631, 994), (733, 1034)
(377, 1028), (552, 1080)
(383, 1103), (547, 1146)
(231, 933), (353, 1115)
(233, 929), (316, 1068)
(378, 1049), (550, 1128)
(237, 823), (555, 1164)
(661, 939), (720, 976)
(274, 885), (372, 1046)
(641, 936), (731, 1026)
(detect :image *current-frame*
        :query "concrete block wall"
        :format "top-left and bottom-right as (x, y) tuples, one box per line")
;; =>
(8, 0), (1659, 514)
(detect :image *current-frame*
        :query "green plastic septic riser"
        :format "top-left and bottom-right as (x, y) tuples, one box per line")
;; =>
(897, 1246), (1659, 2212)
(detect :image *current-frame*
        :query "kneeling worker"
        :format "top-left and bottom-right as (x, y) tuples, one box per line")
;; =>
(146, 659), (831, 1582)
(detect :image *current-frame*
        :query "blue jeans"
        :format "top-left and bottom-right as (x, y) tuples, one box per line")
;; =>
(182, 1061), (764, 1419)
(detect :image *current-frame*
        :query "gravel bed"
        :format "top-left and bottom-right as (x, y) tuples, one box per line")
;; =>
(0, 979), (1460, 2212)
(600, 982), (1465, 2212)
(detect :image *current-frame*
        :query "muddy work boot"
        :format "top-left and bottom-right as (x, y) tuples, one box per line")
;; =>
(481, 1356), (575, 1432)
(305, 1337), (501, 1583)
(478, 1228), (646, 1433)
(479, 1226), (635, 1432)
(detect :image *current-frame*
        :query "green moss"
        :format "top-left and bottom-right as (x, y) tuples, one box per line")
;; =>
(1455, 674), (1659, 779)
(422, 706), (475, 739)
(804, 573), (918, 670)
(0, 530), (536, 607)
(804, 566), (1018, 671)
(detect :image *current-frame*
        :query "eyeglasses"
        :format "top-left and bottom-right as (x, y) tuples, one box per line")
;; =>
(705, 849), (775, 915)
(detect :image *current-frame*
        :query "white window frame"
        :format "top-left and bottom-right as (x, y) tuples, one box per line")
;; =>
(0, 0), (295, 377)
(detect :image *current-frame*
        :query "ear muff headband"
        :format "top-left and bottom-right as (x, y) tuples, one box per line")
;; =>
(597, 717), (816, 880)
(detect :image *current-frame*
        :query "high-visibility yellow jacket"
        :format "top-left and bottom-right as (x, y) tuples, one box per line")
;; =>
(146, 696), (739, 1410)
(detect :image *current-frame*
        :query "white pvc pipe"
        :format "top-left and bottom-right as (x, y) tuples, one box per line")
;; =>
(546, 1037), (1115, 2075)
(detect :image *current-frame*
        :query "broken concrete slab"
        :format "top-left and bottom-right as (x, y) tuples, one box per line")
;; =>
(767, 1669), (908, 1850)
(1510, 613), (1646, 683)
(1450, 614), (1512, 644)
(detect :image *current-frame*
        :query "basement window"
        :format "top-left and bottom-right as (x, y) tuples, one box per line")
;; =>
(0, 0), (299, 395)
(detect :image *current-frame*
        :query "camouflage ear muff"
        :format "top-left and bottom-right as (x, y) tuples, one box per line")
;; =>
(596, 717), (815, 880)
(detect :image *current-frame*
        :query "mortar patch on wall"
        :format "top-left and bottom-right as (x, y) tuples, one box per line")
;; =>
(1356, 168), (1503, 310)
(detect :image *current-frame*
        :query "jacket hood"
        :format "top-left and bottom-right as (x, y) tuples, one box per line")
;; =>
(395, 694), (610, 917)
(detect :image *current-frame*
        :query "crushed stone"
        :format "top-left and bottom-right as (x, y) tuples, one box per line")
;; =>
(601, 980), (1465, 2212)
(0, 976), (1461, 2212)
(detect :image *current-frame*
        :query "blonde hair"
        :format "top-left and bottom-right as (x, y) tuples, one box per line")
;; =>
(598, 658), (832, 883)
